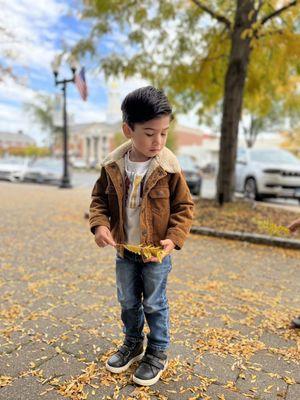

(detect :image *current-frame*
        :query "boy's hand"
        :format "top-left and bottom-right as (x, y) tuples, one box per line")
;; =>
(287, 218), (300, 233)
(94, 226), (116, 248)
(144, 239), (175, 263)
(160, 239), (175, 254)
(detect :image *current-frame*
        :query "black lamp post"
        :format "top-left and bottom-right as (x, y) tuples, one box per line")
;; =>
(51, 58), (76, 188)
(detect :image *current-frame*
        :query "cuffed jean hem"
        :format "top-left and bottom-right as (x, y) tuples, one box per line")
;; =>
(125, 335), (145, 344)
(146, 343), (169, 352)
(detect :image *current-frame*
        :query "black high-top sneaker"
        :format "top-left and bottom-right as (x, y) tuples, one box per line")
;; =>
(291, 316), (300, 328)
(133, 347), (168, 386)
(105, 341), (144, 373)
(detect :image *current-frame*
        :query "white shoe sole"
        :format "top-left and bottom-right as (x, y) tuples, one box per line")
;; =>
(105, 351), (145, 374)
(132, 360), (168, 386)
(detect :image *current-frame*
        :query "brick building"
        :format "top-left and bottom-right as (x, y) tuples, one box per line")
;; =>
(0, 131), (36, 150)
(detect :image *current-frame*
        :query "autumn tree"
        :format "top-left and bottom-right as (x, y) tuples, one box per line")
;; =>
(241, 105), (292, 148)
(24, 95), (63, 152)
(279, 97), (300, 156)
(72, 0), (299, 203)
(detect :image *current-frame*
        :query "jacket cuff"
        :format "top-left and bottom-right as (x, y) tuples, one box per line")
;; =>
(90, 219), (110, 235)
(166, 230), (185, 250)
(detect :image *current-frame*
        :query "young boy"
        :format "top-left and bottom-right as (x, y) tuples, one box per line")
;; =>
(89, 86), (194, 386)
(287, 217), (300, 329)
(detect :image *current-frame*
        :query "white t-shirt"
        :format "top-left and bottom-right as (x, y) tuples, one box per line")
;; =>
(124, 150), (152, 244)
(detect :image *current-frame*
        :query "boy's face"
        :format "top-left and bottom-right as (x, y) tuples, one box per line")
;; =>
(123, 115), (170, 160)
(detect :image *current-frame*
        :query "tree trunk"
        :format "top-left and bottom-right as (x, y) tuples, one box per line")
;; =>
(244, 115), (258, 148)
(217, 0), (258, 204)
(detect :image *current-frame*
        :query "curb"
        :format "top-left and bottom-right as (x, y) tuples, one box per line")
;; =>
(190, 226), (300, 250)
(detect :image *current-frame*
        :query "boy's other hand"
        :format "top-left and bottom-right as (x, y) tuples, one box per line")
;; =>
(95, 226), (116, 248)
(144, 239), (175, 263)
(287, 218), (300, 233)
(160, 239), (175, 254)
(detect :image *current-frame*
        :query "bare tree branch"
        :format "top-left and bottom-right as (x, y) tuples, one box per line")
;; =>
(191, 0), (231, 30)
(261, 0), (298, 25)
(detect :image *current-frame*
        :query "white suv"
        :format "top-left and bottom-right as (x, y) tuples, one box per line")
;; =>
(235, 148), (300, 202)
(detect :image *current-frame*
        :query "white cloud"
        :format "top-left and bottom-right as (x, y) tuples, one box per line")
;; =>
(0, 77), (40, 104)
(0, 0), (71, 71)
(68, 98), (106, 124)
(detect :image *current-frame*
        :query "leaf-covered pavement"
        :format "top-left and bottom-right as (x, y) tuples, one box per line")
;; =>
(0, 182), (299, 400)
(194, 199), (300, 239)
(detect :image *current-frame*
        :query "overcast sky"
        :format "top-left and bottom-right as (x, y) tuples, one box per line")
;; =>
(0, 0), (207, 146)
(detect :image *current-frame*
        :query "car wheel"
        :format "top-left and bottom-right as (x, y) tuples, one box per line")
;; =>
(244, 178), (262, 201)
(8, 175), (16, 183)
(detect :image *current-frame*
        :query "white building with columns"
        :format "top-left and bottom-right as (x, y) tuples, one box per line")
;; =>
(69, 121), (120, 166)
(68, 81), (122, 166)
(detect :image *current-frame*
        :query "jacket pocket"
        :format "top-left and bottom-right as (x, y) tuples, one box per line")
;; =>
(149, 186), (170, 215)
(105, 185), (119, 220)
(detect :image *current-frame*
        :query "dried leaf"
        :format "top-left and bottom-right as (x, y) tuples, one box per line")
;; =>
(121, 244), (167, 263)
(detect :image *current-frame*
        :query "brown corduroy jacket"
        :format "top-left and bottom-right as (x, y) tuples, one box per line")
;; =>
(89, 140), (194, 259)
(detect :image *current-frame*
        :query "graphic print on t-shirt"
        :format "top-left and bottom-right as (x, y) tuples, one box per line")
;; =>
(124, 150), (151, 244)
(129, 175), (143, 208)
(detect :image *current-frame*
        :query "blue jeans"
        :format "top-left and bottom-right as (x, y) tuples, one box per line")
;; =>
(115, 249), (172, 352)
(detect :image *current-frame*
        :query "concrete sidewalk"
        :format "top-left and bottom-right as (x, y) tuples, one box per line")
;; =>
(0, 182), (299, 399)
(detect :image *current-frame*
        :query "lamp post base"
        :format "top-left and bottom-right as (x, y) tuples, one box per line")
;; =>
(59, 177), (72, 189)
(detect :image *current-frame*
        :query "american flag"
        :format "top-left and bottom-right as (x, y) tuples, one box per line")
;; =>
(75, 67), (88, 101)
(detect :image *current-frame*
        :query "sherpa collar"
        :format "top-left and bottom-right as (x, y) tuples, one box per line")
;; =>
(102, 140), (181, 174)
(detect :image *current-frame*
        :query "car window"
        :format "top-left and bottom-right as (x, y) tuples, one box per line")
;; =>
(250, 149), (300, 164)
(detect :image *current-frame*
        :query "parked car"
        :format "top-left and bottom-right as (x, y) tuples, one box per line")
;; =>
(0, 157), (31, 182)
(71, 158), (87, 169)
(178, 155), (202, 196)
(235, 148), (300, 202)
(23, 158), (65, 185)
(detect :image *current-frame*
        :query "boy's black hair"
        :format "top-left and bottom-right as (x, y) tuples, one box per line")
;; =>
(121, 86), (173, 129)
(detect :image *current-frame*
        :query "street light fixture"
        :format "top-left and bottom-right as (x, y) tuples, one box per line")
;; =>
(51, 55), (76, 188)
